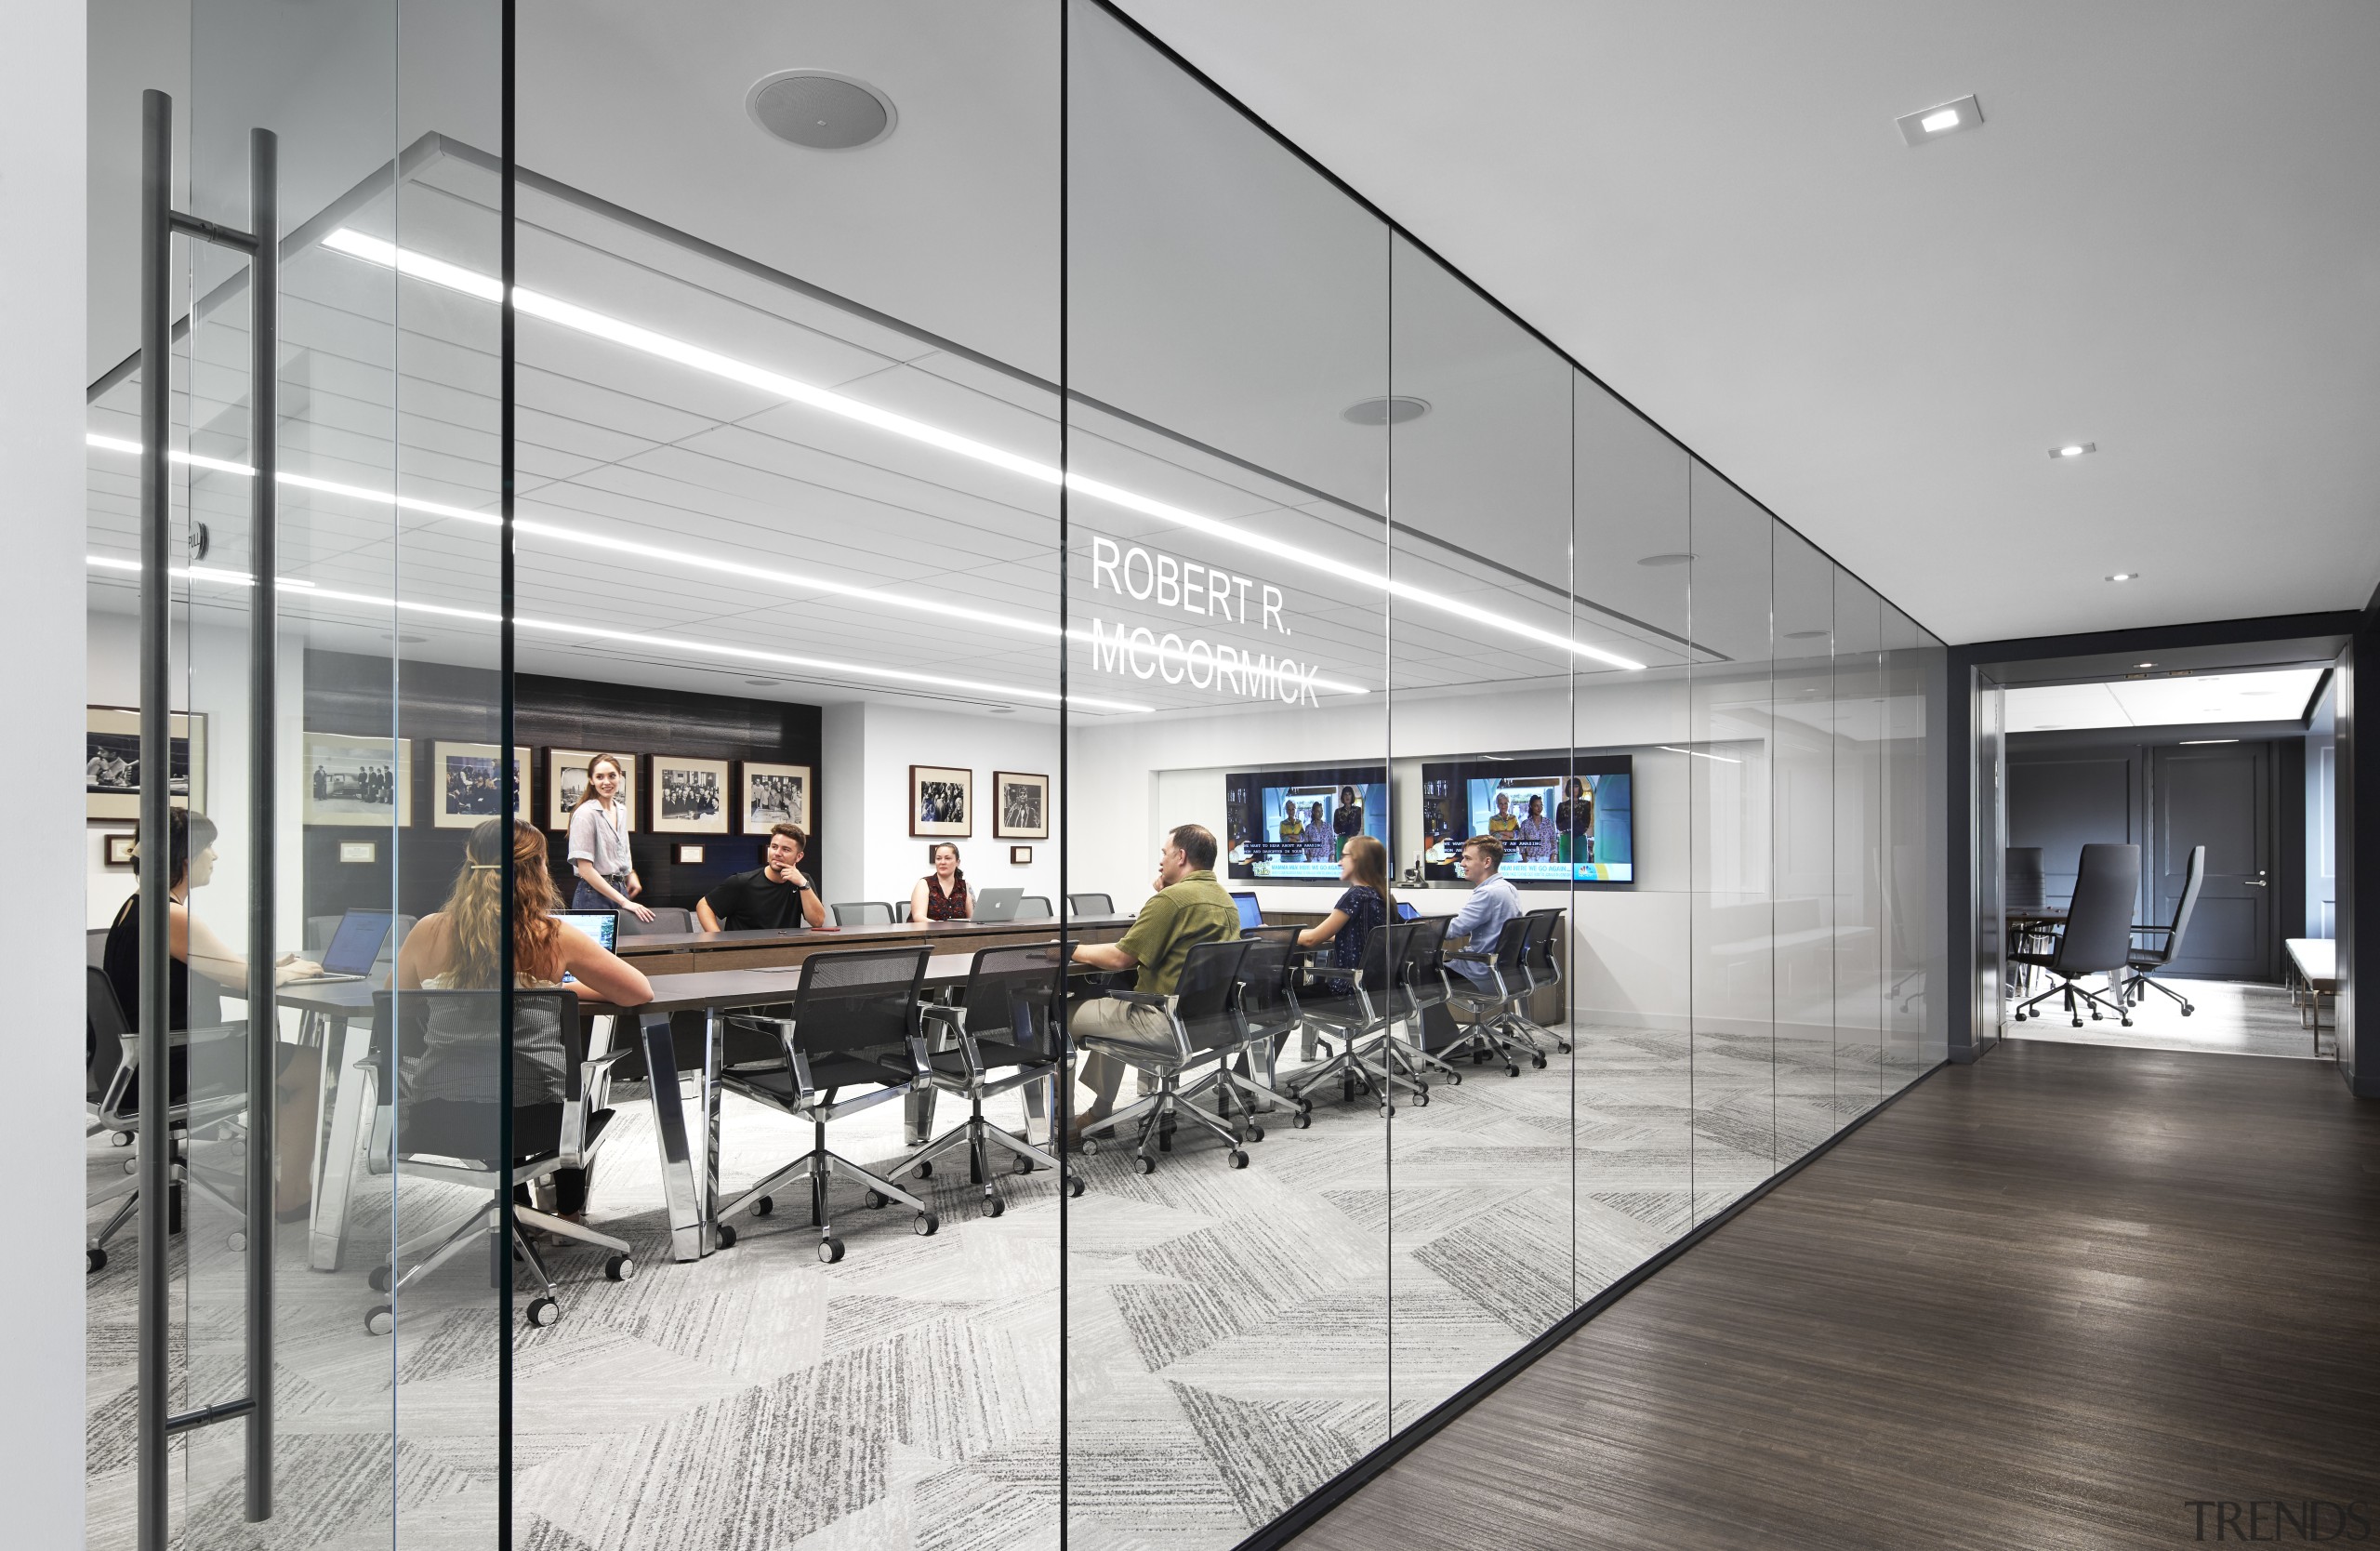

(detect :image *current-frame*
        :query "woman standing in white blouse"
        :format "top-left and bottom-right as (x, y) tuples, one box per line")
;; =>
(566, 752), (654, 923)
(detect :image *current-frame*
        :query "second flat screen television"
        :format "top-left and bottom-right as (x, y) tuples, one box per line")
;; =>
(1421, 752), (1634, 886)
(1225, 765), (1389, 882)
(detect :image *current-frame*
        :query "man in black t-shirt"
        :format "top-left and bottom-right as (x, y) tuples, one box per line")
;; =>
(696, 822), (828, 931)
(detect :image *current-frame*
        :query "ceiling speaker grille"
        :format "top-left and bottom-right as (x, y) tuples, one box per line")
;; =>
(748, 73), (894, 151)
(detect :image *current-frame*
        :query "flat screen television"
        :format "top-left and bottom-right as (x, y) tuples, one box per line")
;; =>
(1224, 764), (1389, 883)
(1420, 752), (1633, 887)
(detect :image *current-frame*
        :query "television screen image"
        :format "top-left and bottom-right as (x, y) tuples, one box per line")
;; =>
(1421, 753), (1633, 886)
(1223, 764), (1389, 882)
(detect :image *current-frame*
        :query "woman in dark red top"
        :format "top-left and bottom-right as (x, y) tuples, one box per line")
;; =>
(910, 842), (972, 921)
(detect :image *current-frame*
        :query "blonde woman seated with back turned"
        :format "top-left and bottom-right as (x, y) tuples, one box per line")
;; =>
(399, 817), (654, 1226)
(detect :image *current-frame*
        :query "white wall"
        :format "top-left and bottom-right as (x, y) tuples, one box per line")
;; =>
(5, 0), (89, 1534)
(826, 701), (1064, 913)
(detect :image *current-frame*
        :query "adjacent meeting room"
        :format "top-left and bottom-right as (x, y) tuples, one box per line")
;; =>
(74, 6), (1948, 1548)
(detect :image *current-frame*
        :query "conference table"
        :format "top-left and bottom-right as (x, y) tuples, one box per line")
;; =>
(287, 918), (1124, 1270)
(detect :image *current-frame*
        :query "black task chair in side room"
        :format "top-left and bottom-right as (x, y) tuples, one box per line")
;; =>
(2125, 844), (2206, 1016)
(1441, 916), (1540, 1075)
(1076, 938), (1256, 1172)
(85, 967), (250, 1274)
(1068, 893), (1115, 917)
(2010, 842), (2142, 1028)
(831, 901), (894, 927)
(362, 988), (636, 1334)
(901, 942), (1082, 1213)
(717, 945), (936, 1262)
(2003, 847), (2050, 996)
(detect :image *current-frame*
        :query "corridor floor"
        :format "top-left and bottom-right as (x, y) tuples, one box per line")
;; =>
(1290, 1038), (2380, 1551)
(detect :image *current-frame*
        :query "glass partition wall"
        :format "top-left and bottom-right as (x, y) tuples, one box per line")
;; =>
(83, 5), (1947, 1548)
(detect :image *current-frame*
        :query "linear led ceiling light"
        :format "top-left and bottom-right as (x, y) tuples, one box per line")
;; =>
(1659, 745), (1742, 764)
(84, 553), (1156, 713)
(84, 431), (1365, 698)
(1897, 94), (1983, 147)
(318, 229), (1645, 672)
(2050, 442), (2096, 459)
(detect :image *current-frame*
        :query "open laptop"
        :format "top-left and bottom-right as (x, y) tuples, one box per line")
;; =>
(552, 909), (619, 983)
(972, 888), (1025, 923)
(1230, 891), (1263, 930)
(289, 909), (393, 984)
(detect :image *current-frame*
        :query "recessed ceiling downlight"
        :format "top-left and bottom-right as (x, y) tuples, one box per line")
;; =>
(747, 71), (896, 151)
(1342, 395), (1430, 426)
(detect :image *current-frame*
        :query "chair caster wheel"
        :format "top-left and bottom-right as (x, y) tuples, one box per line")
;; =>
(605, 1254), (636, 1281)
(1226, 1150), (1249, 1170)
(1132, 1156), (1156, 1175)
(110, 1132), (133, 1148)
(1557, 1041), (1572, 1054)
(1380, 1104), (1395, 1119)
(863, 1189), (888, 1210)
(717, 1222), (737, 1250)
(817, 1237), (845, 1265)
(2120, 1019), (2133, 1028)
(1291, 1110), (1311, 1129)
(2181, 1006), (2194, 1016)
(1079, 1138), (1100, 1157)
(984, 1196), (1005, 1219)
(1413, 1091), (1429, 1107)
(525, 1298), (560, 1329)
(1247, 1126), (1265, 1143)
(914, 1160), (932, 1179)
(87, 1247), (107, 1274)
(227, 1231), (247, 1253)
(753, 1195), (774, 1217)
(1014, 1157), (1036, 1176)
(1066, 1174), (1086, 1198)
(1531, 1054), (1548, 1069)
(1448, 1071), (1462, 1085)
(365, 1305), (393, 1336)
(367, 1265), (391, 1292)
(2070, 1018), (2083, 1028)
(914, 1211), (939, 1237)
(1505, 1065), (1520, 1078)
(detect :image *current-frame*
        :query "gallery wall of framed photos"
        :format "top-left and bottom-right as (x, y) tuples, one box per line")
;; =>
(302, 649), (825, 920)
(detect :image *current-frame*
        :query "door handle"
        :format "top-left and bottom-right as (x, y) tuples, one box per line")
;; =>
(2243, 879), (2268, 887)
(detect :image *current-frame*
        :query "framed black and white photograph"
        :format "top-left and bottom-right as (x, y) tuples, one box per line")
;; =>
(431, 741), (527, 828)
(653, 755), (730, 834)
(86, 705), (206, 821)
(303, 732), (413, 828)
(547, 749), (636, 832)
(103, 833), (138, 868)
(994, 770), (1050, 840)
(909, 764), (972, 839)
(741, 761), (812, 834)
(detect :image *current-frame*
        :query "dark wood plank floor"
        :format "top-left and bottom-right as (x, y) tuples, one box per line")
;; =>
(1297, 1040), (2380, 1551)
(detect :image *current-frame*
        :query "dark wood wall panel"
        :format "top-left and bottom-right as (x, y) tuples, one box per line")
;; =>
(302, 649), (824, 921)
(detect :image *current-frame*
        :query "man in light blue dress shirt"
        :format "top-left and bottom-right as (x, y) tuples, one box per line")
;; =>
(1446, 833), (1523, 988)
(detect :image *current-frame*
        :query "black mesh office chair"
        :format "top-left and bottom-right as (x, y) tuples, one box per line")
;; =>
(902, 942), (1081, 1213)
(1197, 935), (1307, 1129)
(830, 901), (894, 927)
(615, 906), (695, 935)
(1517, 908), (1571, 1054)
(1016, 896), (1054, 921)
(1068, 893), (1115, 916)
(1076, 938), (1255, 1172)
(2003, 847), (2050, 996)
(717, 945), (935, 1262)
(363, 988), (635, 1334)
(2126, 844), (2206, 1015)
(1442, 916), (1539, 1075)
(85, 966), (249, 1273)
(1382, 917), (1464, 1093)
(2011, 842), (2141, 1028)
(1286, 922), (1416, 1112)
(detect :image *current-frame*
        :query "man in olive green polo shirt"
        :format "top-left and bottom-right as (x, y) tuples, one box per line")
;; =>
(1067, 822), (1241, 1138)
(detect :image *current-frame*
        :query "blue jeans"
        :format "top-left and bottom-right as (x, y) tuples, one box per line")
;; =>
(571, 877), (625, 911)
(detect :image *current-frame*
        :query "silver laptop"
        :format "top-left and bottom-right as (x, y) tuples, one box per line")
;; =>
(972, 888), (1025, 922)
(291, 909), (393, 984)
